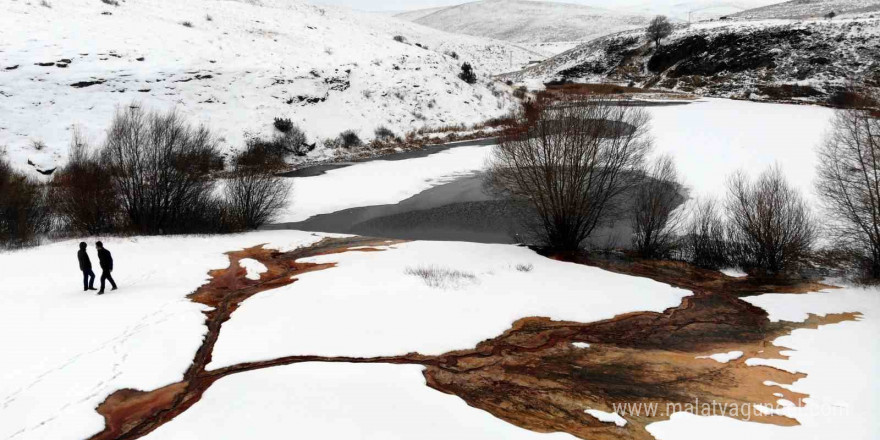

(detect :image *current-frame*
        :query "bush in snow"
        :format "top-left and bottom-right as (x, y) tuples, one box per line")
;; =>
(0, 156), (51, 248)
(392, 35), (406, 43)
(631, 155), (685, 259)
(458, 62), (477, 84)
(816, 98), (880, 279)
(725, 166), (817, 275)
(103, 105), (226, 234)
(405, 265), (477, 289)
(374, 126), (397, 141)
(49, 130), (122, 235)
(273, 117), (294, 133)
(224, 164), (291, 231)
(101, 0), (119, 6)
(446, 51), (459, 60)
(206, 14), (213, 22)
(681, 198), (729, 269)
(337, 130), (363, 149)
(181, 21), (194, 28)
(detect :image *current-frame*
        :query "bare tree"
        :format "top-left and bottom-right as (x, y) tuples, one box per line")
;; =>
(816, 101), (880, 277)
(631, 155), (685, 258)
(49, 129), (121, 234)
(646, 15), (673, 47)
(224, 166), (291, 230)
(726, 166), (817, 275)
(486, 99), (652, 251)
(103, 105), (223, 234)
(682, 197), (729, 269)
(0, 156), (50, 248)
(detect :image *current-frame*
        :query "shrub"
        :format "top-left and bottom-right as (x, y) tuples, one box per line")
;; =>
(446, 51), (459, 59)
(682, 198), (729, 269)
(515, 263), (533, 272)
(49, 130), (121, 234)
(459, 62), (477, 84)
(103, 105), (224, 234)
(224, 165), (291, 230)
(338, 130), (362, 149)
(181, 21), (194, 28)
(206, 14), (213, 21)
(393, 35), (406, 43)
(0, 156), (51, 248)
(40, 0), (52, 8)
(631, 155), (684, 259)
(405, 265), (477, 289)
(101, 0), (119, 6)
(726, 166), (817, 275)
(374, 126), (396, 141)
(273, 117), (294, 133)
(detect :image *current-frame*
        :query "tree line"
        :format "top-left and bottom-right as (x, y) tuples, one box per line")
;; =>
(1, 105), (289, 247)
(487, 91), (880, 280)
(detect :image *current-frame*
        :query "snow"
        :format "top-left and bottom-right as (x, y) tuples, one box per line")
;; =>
(584, 408), (628, 427)
(396, 0), (652, 55)
(572, 342), (591, 348)
(0, 0), (536, 174)
(696, 350), (744, 363)
(0, 230), (326, 440)
(646, 98), (834, 203)
(279, 143), (494, 222)
(238, 258), (268, 281)
(208, 240), (691, 367)
(147, 363), (576, 440)
(720, 268), (748, 278)
(647, 285), (880, 440)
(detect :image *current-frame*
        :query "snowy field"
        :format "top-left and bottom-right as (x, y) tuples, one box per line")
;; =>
(208, 240), (691, 366)
(0, 0), (539, 173)
(0, 231), (327, 440)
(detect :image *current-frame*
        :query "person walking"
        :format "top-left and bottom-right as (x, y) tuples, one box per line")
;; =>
(96, 241), (118, 295)
(77, 242), (97, 292)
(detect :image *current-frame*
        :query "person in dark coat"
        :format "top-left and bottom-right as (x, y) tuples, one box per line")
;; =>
(77, 242), (96, 292)
(96, 241), (118, 294)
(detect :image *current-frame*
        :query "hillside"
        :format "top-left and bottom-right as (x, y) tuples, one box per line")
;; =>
(0, 0), (541, 175)
(504, 14), (880, 104)
(617, 0), (782, 22)
(731, 0), (880, 19)
(395, 0), (651, 55)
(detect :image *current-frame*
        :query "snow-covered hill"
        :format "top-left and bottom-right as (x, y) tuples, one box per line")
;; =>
(0, 0), (541, 174)
(504, 14), (880, 104)
(395, 0), (652, 55)
(731, 0), (880, 19)
(615, 0), (783, 22)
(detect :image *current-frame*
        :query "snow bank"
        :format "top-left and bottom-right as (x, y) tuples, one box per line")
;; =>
(239, 258), (268, 281)
(280, 143), (494, 222)
(585, 408), (628, 427)
(696, 351), (744, 363)
(0, 230), (325, 440)
(648, 285), (880, 440)
(209, 240), (691, 367)
(148, 363), (576, 439)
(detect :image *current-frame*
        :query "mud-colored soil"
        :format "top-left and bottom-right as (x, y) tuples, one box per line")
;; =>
(88, 241), (860, 440)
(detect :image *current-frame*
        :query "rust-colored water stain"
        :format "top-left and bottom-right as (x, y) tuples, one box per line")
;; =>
(88, 242), (860, 440)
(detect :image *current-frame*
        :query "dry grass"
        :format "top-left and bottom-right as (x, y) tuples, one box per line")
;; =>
(405, 265), (477, 289)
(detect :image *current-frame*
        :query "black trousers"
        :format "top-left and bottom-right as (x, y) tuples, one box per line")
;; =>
(100, 270), (117, 292)
(82, 269), (95, 290)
